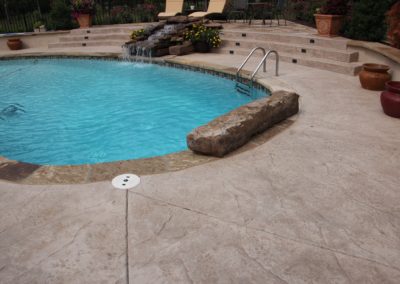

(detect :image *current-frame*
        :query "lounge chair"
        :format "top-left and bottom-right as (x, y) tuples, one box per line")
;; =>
(188, 0), (227, 18)
(158, 0), (184, 19)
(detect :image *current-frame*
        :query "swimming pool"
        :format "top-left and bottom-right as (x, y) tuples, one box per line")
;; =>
(0, 58), (268, 165)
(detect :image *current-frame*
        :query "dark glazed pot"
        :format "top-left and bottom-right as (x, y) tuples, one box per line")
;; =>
(381, 81), (400, 118)
(194, 41), (211, 53)
(7, 38), (22, 50)
(359, 63), (391, 91)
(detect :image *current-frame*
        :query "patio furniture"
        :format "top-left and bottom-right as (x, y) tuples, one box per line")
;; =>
(275, 0), (287, 26)
(227, 0), (249, 23)
(158, 0), (185, 19)
(248, 1), (274, 25)
(248, 0), (287, 26)
(188, 0), (227, 18)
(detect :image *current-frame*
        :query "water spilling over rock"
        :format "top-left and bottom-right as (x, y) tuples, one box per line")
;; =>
(122, 17), (222, 58)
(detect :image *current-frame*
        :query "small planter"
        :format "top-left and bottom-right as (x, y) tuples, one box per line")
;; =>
(314, 14), (344, 37)
(76, 13), (92, 28)
(359, 63), (391, 91)
(381, 81), (400, 118)
(194, 41), (211, 53)
(7, 38), (23, 50)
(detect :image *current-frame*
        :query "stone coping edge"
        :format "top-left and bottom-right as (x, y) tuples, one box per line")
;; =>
(0, 54), (298, 185)
(347, 40), (400, 65)
(0, 30), (70, 39)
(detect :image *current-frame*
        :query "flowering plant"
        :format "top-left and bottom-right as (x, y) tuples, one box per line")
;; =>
(131, 29), (145, 41)
(71, 0), (96, 14)
(184, 24), (221, 48)
(319, 0), (348, 15)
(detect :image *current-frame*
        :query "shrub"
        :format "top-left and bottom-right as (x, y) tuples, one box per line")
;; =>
(71, 0), (96, 14)
(344, 0), (393, 42)
(387, 1), (400, 48)
(321, 0), (349, 15)
(49, 0), (74, 30)
(110, 5), (134, 24)
(289, 0), (325, 24)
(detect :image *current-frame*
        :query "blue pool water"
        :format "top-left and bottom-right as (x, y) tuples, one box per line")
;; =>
(0, 58), (267, 165)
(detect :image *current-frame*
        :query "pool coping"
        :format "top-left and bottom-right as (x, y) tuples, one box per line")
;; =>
(0, 53), (298, 185)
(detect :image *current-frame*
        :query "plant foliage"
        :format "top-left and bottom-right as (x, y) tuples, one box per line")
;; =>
(184, 24), (221, 48)
(321, 0), (349, 15)
(344, 0), (393, 42)
(48, 0), (74, 30)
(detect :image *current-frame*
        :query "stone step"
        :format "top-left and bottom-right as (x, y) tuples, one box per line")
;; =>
(70, 25), (142, 35)
(221, 29), (349, 50)
(58, 33), (131, 42)
(221, 37), (358, 63)
(48, 40), (124, 49)
(217, 47), (362, 75)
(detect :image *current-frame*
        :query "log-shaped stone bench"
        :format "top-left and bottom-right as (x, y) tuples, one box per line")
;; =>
(187, 91), (299, 157)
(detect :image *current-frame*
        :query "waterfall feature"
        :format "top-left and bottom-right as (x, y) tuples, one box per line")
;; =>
(121, 16), (203, 60)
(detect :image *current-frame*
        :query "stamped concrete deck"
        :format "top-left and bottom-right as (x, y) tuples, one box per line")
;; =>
(1, 25), (400, 283)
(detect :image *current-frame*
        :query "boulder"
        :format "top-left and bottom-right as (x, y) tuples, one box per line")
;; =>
(187, 91), (299, 157)
(169, 41), (194, 55)
(166, 16), (190, 24)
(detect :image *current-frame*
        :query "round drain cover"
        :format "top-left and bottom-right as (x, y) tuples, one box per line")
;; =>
(112, 174), (140, 190)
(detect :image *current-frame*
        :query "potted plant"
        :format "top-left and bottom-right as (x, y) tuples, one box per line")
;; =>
(314, 0), (348, 37)
(33, 21), (47, 33)
(184, 24), (221, 53)
(71, 0), (95, 28)
(33, 21), (42, 33)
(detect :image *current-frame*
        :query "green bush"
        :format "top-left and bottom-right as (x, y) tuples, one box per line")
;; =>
(48, 0), (75, 30)
(344, 0), (393, 41)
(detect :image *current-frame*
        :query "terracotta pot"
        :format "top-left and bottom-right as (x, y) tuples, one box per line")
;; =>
(314, 14), (344, 37)
(194, 41), (211, 53)
(381, 81), (400, 118)
(7, 38), (23, 50)
(76, 14), (92, 28)
(359, 63), (391, 91)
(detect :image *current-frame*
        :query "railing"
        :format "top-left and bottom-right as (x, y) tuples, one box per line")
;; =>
(251, 50), (279, 81)
(235, 47), (279, 96)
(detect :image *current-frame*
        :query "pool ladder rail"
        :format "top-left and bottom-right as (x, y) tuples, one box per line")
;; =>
(235, 47), (279, 96)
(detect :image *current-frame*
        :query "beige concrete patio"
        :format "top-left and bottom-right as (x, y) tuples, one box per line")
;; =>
(1, 47), (400, 282)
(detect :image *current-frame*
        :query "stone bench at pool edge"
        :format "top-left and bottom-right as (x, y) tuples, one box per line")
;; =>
(187, 91), (299, 157)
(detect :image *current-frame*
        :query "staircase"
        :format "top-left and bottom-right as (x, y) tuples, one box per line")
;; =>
(218, 29), (362, 76)
(48, 25), (143, 49)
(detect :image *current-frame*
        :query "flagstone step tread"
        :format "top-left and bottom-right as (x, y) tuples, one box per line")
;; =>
(221, 37), (358, 63)
(49, 40), (125, 48)
(217, 47), (362, 75)
(221, 29), (349, 50)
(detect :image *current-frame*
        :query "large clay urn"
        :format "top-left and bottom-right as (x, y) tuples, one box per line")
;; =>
(381, 81), (400, 118)
(7, 38), (22, 50)
(359, 63), (391, 91)
(76, 13), (92, 28)
(314, 14), (344, 37)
